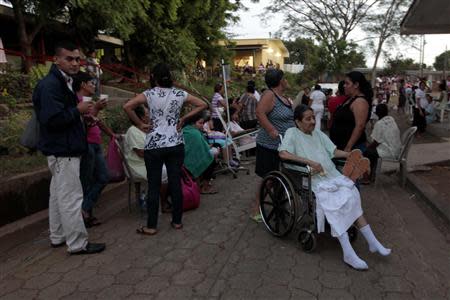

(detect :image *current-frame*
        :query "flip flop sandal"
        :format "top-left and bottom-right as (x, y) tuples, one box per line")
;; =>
(89, 217), (102, 226)
(200, 189), (218, 194)
(170, 222), (183, 230)
(250, 213), (263, 223)
(136, 226), (157, 236)
(350, 157), (371, 182)
(343, 149), (363, 178)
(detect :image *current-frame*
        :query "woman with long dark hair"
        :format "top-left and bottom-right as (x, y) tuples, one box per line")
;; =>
(124, 63), (207, 235)
(330, 71), (373, 152)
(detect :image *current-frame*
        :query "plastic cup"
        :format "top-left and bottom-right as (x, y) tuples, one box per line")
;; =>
(100, 94), (109, 101)
(82, 96), (93, 102)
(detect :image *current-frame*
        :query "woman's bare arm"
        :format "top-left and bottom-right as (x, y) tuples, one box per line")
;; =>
(123, 94), (149, 132)
(279, 150), (324, 173)
(256, 91), (277, 138)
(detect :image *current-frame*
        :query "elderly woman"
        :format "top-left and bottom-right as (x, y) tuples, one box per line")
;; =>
(330, 71), (373, 152)
(253, 69), (295, 221)
(279, 104), (391, 270)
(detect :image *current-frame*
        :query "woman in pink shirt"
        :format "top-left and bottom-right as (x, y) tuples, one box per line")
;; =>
(74, 72), (114, 227)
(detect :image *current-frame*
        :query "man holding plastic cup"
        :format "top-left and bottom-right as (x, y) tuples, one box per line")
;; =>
(32, 41), (105, 255)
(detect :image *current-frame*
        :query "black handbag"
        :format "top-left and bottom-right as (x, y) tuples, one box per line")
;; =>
(19, 111), (40, 150)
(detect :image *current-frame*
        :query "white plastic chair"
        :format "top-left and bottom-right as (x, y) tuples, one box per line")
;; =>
(114, 134), (146, 212)
(375, 126), (417, 187)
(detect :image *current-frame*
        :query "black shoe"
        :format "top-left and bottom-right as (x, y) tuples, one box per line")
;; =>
(50, 241), (65, 248)
(70, 242), (106, 255)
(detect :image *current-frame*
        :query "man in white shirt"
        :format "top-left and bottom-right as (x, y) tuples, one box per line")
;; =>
(363, 104), (401, 182)
(309, 84), (326, 131)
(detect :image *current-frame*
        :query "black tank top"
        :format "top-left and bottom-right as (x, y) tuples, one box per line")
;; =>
(329, 96), (369, 150)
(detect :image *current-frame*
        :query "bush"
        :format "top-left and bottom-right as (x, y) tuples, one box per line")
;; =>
(0, 65), (32, 101)
(0, 109), (31, 154)
(29, 64), (50, 89)
(101, 105), (130, 134)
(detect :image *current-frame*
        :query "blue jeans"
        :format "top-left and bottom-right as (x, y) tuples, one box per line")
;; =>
(80, 143), (109, 213)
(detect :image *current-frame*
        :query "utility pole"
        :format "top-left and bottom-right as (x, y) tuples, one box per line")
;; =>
(444, 45), (448, 79)
(419, 35), (425, 79)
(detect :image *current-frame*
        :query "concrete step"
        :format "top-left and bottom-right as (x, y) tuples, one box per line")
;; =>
(101, 85), (136, 98)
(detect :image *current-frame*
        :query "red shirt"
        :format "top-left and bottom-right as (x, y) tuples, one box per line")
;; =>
(328, 95), (348, 114)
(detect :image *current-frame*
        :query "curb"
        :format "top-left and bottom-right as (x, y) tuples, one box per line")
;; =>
(406, 172), (450, 224)
(0, 181), (129, 240)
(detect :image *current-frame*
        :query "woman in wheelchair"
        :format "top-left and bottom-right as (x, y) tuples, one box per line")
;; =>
(278, 104), (390, 270)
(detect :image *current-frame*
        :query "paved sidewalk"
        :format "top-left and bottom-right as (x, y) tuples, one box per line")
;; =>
(0, 167), (449, 299)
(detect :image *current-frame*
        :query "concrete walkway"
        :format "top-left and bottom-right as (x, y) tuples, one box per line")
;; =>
(0, 166), (449, 299)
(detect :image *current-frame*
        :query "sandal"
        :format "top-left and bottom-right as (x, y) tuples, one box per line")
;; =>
(83, 216), (101, 228)
(343, 149), (363, 178)
(136, 226), (157, 236)
(250, 213), (263, 223)
(170, 222), (183, 230)
(200, 188), (218, 195)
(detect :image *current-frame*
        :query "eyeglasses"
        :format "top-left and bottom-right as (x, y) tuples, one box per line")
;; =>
(63, 56), (81, 63)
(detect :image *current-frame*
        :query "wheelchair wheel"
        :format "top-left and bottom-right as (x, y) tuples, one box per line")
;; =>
(348, 226), (358, 243)
(298, 229), (317, 253)
(259, 171), (297, 237)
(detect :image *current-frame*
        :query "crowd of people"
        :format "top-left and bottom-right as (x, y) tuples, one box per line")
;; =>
(33, 40), (449, 269)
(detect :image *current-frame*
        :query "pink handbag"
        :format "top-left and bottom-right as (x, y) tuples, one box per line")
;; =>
(106, 137), (125, 182)
(181, 167), (200, 211)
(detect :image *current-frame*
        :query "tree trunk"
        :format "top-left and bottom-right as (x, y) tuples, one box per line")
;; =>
(371, 37), (384, 93)
(10, 0), (33, 73)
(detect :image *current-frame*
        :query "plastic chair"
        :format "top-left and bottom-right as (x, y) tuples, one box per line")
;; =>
(375, 126), (417, 187)
(114, 134), (146, 212)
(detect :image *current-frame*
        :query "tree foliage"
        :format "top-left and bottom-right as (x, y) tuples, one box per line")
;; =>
(67, 0), (150, 47)
(363, 0), (411, 86)
(9, 0), (240, 72)
(384, 56), (424, 75)
(433, 50), (450, 71)
(266, 0), (375, 74)
(8, 0), (149, 71)
(125, 0), (241, 70)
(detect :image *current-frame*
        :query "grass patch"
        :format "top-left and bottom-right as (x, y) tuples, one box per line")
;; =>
(0, 153), (47, 179)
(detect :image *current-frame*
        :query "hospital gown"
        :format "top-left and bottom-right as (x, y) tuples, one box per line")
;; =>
(279, 127), (363, 236)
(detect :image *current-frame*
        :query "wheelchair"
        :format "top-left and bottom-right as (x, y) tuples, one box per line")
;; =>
(259, 158), (358, 252)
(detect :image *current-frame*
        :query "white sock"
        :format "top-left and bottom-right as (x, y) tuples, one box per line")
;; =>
(359, 224), (391, 256)
(337, 232), (368, 270)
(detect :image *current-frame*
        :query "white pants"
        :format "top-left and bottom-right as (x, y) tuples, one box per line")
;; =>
(47, 156), (88, 252)
(312, 105), (324, 131)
